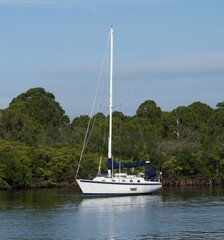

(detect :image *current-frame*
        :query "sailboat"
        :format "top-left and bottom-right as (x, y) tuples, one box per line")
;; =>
(76, 27), (162, 196)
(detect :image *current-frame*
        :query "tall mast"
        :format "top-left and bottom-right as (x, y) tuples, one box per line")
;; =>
(108, 27), (113, 176)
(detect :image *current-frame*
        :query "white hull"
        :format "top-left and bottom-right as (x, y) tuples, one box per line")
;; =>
(76, 178), (162, 196)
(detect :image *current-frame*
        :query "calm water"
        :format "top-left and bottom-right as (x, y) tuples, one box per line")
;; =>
(0, 186), (224, 240)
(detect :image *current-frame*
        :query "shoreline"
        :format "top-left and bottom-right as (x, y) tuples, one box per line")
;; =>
(0, 182), (78, 191)
(162, 178), (224, 186)
(1, 178), (224, 190)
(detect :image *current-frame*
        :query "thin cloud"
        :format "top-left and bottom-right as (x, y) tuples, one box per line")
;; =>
(0, 0), (188, 7)
(125, 51), (224, 79)
(20, 63), (101, 79)
(0, 0), (104, 10)
(0, 0), (57, 5)
(16, 51), (224, 82)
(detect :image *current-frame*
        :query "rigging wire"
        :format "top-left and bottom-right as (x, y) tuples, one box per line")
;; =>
(116, 73), (123, 161)
(96, 106), (108, 175)
(123, 67), (149, 159)
(85, 55), (109, 147)
(75, 30), (111, 179)
(87, 72), (109, 175)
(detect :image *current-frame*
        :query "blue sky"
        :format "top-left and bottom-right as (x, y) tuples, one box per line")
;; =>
(1, 0), (224, 120)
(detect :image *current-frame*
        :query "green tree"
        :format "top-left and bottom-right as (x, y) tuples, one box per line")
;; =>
(207, 107), (224, 143)
(0, 109), (45, 146)
(188, 102), (213, 123)
(161, 153), (183, 179)
(69, 115), (90, 145)
(32, 146), (78, 184)
(164, 104), (209, 146)
(9, 88), (70, 145)
(0, 140), (33, 188)
(216, 101), (224, 109)
(136, 100), (162, 125)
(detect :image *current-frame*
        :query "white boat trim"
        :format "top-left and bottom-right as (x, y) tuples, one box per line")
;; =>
(77, 177), (162, 196)
(79, 179), (162, 186)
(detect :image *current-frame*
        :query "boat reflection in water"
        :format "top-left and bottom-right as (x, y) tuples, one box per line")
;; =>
(80, 194), (162, 208)
(77, 194), (162, 239)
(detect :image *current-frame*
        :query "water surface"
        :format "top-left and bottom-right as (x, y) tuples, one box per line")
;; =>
(0, 186), (223, 239)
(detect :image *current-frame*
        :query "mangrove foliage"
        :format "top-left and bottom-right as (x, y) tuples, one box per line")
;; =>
(0, 87), (224, 189)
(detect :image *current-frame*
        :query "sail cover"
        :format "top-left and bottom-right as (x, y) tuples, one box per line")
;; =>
(108, 158), (146, 170)
(145, 167), (157, 180)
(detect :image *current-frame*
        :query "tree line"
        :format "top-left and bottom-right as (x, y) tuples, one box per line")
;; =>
(0, 87), (224, 189)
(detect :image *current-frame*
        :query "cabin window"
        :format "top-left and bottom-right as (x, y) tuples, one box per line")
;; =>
(122, 180), (125, 182)
(137, 180), (140, 183)
(112, 180), (115, 182)
(102, 180), (105, 182)
(130, 180), (133, 182)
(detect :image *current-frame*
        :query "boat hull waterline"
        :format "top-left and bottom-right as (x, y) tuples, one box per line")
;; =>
(77, 179), (162, 196)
